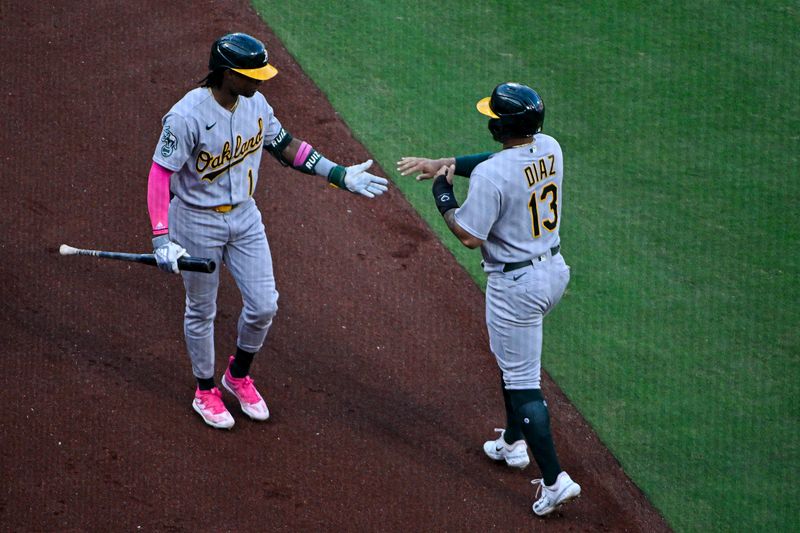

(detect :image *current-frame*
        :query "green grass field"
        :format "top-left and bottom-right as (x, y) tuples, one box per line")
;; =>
(252, 1), (800, 531)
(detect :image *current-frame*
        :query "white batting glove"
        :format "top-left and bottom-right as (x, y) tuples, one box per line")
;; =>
(344, 160), (389, 198)
(152, 235), (189, 274)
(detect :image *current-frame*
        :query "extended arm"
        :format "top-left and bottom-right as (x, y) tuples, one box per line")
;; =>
(265, 128), (388, 198)
(397, 152), (494, 180)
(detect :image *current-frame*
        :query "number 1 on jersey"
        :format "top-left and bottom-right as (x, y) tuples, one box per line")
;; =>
(528, 183), (559, 238)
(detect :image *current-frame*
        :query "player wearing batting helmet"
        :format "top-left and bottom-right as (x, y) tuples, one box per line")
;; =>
(397, 82), (580, 517)
(146, 33), (389, 429)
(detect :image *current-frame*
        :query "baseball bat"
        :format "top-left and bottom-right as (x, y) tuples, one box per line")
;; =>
(59, 244), (216, 273)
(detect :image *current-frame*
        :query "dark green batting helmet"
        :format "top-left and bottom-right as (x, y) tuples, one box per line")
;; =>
(477, 82), (545, 142)
(208, 33), (278, 80)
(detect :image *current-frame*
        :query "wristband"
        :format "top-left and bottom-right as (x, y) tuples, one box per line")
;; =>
(431, 174), (459, 215)
(327, 165), (347, 189)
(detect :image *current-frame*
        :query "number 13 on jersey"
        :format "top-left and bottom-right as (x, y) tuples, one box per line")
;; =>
(524, 158), (559, 238)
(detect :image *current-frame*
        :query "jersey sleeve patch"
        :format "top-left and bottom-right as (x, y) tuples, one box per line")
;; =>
(159, 125), (178, 157)
(153, 113), (192, 171)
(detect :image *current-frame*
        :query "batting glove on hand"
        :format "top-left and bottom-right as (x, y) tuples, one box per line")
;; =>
(344, 160), (389, 198)
(152, 235), (189, 274)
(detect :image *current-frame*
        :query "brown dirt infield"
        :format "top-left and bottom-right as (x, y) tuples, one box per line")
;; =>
(1, 1), (670, 531)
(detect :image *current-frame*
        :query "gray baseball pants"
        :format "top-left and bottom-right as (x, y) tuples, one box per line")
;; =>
(486, 253), (570, 389)
(169, 197), (279, 380)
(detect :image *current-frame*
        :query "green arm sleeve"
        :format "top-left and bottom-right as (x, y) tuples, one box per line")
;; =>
(454, 152), (494, 177)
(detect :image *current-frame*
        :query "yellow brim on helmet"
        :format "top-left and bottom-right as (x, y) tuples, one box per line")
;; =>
(476, 96), (499, 118)
(231, 63), (278, 81)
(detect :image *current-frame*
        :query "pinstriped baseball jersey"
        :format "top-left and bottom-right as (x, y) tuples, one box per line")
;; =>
(454, 133), (563, 273)
(153, 87), (282, 207)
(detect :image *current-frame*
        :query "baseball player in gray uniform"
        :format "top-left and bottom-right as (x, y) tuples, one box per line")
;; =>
(147, 33), (388, 430)
(398, 82), (580, 516)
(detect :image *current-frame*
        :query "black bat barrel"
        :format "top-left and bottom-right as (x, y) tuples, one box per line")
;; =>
(137, 255), (216, 273)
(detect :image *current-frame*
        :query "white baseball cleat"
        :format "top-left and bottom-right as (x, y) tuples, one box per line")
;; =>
(532, 471), (581, 516)
(483, 428), (530, 469)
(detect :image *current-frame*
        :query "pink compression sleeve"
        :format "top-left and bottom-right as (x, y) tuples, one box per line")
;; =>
(147, 161), (172, 235)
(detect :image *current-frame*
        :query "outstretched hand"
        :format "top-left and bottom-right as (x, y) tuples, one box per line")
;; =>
(344, 160), (390, 198)
(396, 156), (452, 181)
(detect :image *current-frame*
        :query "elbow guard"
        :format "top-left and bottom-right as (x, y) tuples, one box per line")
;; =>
(265, 128), (293, 166)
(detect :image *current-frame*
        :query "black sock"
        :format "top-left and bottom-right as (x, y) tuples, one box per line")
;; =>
(230, 347), (255, 378)
(196, 377), (215, 391)
(501, 379), (524, 443)
(508, 389), (562, 486)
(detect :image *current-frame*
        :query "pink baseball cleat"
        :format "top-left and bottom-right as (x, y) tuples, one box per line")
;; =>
(221, 356), (270, 421)
(192, 387), (234, 429)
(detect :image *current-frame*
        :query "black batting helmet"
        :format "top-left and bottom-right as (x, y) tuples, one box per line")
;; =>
(476, 82), (545, 142)
(208, 33), (278, 81)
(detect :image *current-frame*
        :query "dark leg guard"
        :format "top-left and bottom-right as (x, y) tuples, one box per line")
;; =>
(508, 389), (562, 485)
(501, 376), (524, 443)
